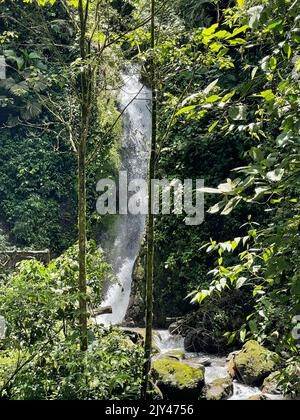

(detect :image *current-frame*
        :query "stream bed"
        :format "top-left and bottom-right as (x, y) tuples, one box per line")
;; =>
(154, 330), (264, 401)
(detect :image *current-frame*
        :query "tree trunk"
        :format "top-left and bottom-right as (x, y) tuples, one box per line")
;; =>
(142, 0), (157, 399)
(78, 0), (90, 352)
(78, 134), (88, 352)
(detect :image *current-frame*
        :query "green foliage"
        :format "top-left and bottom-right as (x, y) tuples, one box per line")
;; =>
(0, 241), (111, 347)
(130, 1), (257, 322)
(0, 0), (124, 254)
(172, 0), (225, 29)
(0, 130), (77, 253)
(0, 329), (144, 400)
(0, 0), (74, 126)
(183, 0), (300, 395)
(0, 242), (143, 400)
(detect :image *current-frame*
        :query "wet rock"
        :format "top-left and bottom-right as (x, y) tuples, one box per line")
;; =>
(121, 317), (136, 328)
(184, 360), (205, 371)
(205, 377), (234, 401)
(226, 351), (240, 362)
(228, 356), (237, 378)
(184, 358), (212, 369)
(152, 359), (205, 400)
(228, 340), (277, 386)
(262, 371), (282, 395)
(122, 328), (144, 345)
(198, 358), (212, 367)
(247, 394), (270, 400)
(155, 350), (186, 362)
(165, 350), (186, 360)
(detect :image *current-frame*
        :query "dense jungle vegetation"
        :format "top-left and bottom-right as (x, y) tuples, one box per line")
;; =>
(0, 0), (299, 401)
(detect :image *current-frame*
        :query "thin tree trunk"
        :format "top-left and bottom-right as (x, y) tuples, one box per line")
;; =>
(142, 0), (157, 399)
(78, 0), (90, 352)
(78, 133), (88, 351)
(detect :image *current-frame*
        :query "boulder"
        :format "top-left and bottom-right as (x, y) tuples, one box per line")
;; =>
(183, 357), (211, 370)
(262, 371), (282, 395)
(197, 358), (212, 367)
(205, 377), (234, 401)
(152, 358), (205, 400)
(228, 340), (276, 386)
(248, 394), (270, 400)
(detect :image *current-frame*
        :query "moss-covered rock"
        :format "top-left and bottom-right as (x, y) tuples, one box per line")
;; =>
(205, 377), (234, 400)
(262, 371), (282, 395)
(229, 340), (276, 386)
(152, 358), (205, 400)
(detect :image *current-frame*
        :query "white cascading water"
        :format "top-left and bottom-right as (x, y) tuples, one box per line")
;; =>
(98, 65), (278, 401)
(99, 65), (151, 326)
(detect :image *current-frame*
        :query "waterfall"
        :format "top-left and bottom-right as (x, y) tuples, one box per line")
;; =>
(99, 65), (151, 326)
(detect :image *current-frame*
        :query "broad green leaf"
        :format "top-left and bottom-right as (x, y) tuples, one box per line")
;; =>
(208, 201), (225, 214)
(257, 90), (275, 102)
(176, 105), (196, 116)
(229, 25), (249, 38)
(269, 56), (277, 71)
(29, 52), (41, 60)
(283, 43), (292, 59)
(206, 95), (219, 103)
(221, 197), (242, 215)
(236, 277), (248, 289)
(208, 120), (219, 132)
(240, 328), (247, 342)
(203, 79), (219, 95)
(202, 24), (219, 37)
